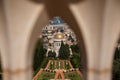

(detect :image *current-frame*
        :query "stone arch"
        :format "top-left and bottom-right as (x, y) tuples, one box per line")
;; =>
(98, 1), (120, 79)
(0, 52), (3, 80)
(26, 0), (88, 80)
(111, 34), (120, 63)
(111, 35), (120, 80)
(0, 0), (9, 79)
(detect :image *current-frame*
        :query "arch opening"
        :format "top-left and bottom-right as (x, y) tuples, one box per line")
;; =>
(44, 1), (88, 79)
(32, 17), (86, 80)
(26, 0), (87, 80)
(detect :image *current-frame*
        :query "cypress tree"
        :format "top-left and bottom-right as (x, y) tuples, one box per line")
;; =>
(114, 47), (119, 59)
(118, 48), (120, 58)
(33, 39), (46, 71)
(59, 41), (70, 59)
(48, 51), (56, 58)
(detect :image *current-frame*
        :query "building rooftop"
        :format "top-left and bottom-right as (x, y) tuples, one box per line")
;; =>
(49, 17), (64, 25)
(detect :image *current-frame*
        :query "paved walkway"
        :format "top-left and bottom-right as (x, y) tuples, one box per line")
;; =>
(68, 60), (73, 68)
(46, 60), (51, 69)
(54, 70), (65, 80)
(76, 70), (83, 78)
(33, 60), (52, 80)
(68, 60), (83, 78)
(33, 69), (43, 80)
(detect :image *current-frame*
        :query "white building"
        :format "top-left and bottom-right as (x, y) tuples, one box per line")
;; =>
(41, 17), (77, 57)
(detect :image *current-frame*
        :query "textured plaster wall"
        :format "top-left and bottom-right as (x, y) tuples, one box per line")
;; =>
(0, 0), (120, 80)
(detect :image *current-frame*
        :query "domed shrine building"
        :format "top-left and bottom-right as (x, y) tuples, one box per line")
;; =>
(41, 17), (77, 57)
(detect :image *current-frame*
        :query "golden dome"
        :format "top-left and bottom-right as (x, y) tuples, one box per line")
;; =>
(54, 33), (65, 39)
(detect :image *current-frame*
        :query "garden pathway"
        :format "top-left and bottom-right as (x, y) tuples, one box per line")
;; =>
(33, 60), (83, 80)
(54, 70), (65, 80)
(68, 60), (83, 78)
(76, 70), (83, 78)
(33, 69), (43, 80)
(46, 60), (51, 69)
(68, 60), (73, 68)
(33, 60), (51, 80)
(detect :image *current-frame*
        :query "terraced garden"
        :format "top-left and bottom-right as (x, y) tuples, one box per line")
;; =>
(33, 60), (82, 80)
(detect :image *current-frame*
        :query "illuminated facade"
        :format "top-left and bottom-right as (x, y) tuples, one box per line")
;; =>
(41, 17), (77, 57)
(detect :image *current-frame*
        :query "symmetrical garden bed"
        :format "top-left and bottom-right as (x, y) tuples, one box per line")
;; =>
(34, 60), (82, 80)
(37, 71), (55, 80)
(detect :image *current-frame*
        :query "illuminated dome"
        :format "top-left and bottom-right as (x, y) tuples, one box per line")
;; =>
(54, 33), (65, 39)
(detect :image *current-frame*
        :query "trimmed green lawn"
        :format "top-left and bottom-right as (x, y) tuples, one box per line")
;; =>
(49, 60), (71, 70)
(37, 71), (82, 80)
(37, 71), (55, 80)
(64, 71), (82, 80)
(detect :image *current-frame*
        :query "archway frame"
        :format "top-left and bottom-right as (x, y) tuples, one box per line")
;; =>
(0, 0), (119, 80)
(26, 0), (88, 80)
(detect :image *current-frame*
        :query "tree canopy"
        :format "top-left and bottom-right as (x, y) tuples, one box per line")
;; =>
(48, 51), (56, 58)
(33, 39), (46, 71)
(59, 41), (70, 59)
